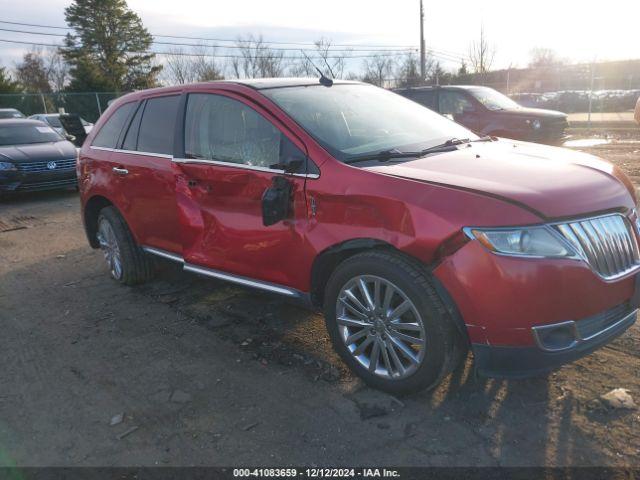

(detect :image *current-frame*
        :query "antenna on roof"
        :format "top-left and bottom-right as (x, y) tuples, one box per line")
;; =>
(300, 50), (333, 87)
(320, 55), (335, 80)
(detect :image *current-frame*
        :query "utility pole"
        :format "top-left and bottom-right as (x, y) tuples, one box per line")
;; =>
(420, 0), (425, 82)
(587, 61), (595, 129)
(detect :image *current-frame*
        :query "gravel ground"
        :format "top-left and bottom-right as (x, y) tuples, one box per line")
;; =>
(0, 136), (639, 467)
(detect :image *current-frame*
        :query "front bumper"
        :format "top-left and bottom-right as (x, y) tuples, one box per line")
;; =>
(472, 305), (637, 378)
(503, 123), (568, 145)
(433, 237), (639, 376)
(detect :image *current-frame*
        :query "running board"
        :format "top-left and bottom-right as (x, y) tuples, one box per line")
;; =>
(142, 246), (302, 298)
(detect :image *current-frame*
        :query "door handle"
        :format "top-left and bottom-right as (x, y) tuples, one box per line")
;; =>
(112, 167), (129, 176)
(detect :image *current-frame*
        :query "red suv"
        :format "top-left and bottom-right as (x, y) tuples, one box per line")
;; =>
(79, 79), (639, 393)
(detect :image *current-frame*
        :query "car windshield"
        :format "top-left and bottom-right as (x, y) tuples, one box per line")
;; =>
(0, 110), (24, 119)
(0, 124), (63, 145)
(469, 87), (521, 111)
(45, 116), (63, 128)
(262, 84), (476, 161)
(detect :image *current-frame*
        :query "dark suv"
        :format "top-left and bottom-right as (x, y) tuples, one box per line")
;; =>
(395, 85), (568, 144)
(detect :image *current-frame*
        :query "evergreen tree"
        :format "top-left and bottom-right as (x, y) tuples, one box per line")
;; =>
(61, 0), (161, 92)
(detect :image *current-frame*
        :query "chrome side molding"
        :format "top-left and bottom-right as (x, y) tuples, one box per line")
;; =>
(142, 246), (301, 298)
(142, 246), (184, 263)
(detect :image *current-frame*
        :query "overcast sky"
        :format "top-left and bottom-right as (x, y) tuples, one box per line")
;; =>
(0, 0), (638, 75)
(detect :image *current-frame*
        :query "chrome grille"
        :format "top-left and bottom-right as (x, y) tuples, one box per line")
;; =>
(16, 158), (76, 172)
(555, 214), (640, 279)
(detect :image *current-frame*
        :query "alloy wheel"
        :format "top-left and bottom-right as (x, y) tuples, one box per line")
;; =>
(335, 275), (426, 379)
(97, 218), (123, 280)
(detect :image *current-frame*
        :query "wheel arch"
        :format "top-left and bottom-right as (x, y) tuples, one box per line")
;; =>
(310, 238), (469, 344)
(83, 194), (114, 248)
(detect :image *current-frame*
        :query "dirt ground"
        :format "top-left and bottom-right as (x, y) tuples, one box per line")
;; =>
(1, 135), (639, 467)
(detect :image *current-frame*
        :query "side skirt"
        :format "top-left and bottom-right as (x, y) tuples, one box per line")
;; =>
(142, 246), (312, 306)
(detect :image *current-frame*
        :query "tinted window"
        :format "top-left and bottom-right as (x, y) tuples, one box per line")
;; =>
(0, 110), (24, 119)
(410, 90), (436, 109)
(122, 102), (144, 151)
(45, 116), (63, 128)
(439, 91), (475, 116)
(185, 93), (306, 171)
(469, 87), (520, 111)
(0, 124), (62, 146)
(92, 102), (135, 148)
(137, 95), (179, 155)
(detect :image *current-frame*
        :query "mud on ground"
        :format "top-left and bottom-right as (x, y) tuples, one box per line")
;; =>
(0, 134), (639, 467)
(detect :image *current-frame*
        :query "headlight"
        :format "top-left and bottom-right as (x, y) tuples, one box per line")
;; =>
(0, 161), (16, 171)
(531, 119), (542, 130)
(467, 226), (573, 258)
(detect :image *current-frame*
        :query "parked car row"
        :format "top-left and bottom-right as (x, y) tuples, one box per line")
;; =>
(76, 78), (637, 393)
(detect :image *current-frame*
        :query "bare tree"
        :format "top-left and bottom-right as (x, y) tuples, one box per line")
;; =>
(163, 48), (196, 85)
(394, 52), (433, 88)
(231, 35), (285, 79)
(529, 47), (565, 68)
(193, 45), (225, 81)
(163, 45), (224, 85)
(14, 48), (69, 93)
(44, 49), (69, 92)
(290, 38), (349, 78)
(15, 51), (51, 93)
(468, 25), (495, 74)
(361, 55), (395, 87)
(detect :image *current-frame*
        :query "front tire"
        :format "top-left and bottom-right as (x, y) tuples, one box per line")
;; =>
(96, 206), (153, 285)
(324, 251), (461, 394)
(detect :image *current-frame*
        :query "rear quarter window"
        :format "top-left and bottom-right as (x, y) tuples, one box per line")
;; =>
(91, 102), (135, 148)
(136, 95), (180, 155)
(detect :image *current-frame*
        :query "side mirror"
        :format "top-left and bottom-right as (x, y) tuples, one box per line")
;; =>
(262, 176), (293, 226)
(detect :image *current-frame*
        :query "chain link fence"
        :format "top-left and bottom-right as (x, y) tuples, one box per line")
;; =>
(0, 92), (124, 123)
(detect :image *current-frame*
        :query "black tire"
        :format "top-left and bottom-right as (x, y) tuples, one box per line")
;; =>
(323, 250), (461, 395)
(96, 206), (154, 285)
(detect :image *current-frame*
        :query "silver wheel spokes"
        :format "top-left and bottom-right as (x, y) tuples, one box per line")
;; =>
(336, 275), (426, 380)
(97, 219), (122, 280)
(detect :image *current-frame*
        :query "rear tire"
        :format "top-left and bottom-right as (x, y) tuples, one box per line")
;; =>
(96, 206), (153, 285)
(323, 250), (461, 394)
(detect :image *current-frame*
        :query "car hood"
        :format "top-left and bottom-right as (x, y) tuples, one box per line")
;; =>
(0, 141), (76, 163)
(498, 106), (567, 120)
(364, 140), (633, 219)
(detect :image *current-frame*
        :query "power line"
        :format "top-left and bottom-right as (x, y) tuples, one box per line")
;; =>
(0, 19), (419, 49)
(0, 26), (417, 53)
(0, 38), (414, 60)
(0, 19), (469, 63)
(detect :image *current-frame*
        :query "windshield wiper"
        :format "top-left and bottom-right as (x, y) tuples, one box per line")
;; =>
(344, 136), (496, 165)
(470, 135), (496, 143)
(344, 149), (427, 164)
(345, 138), (465, 164)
